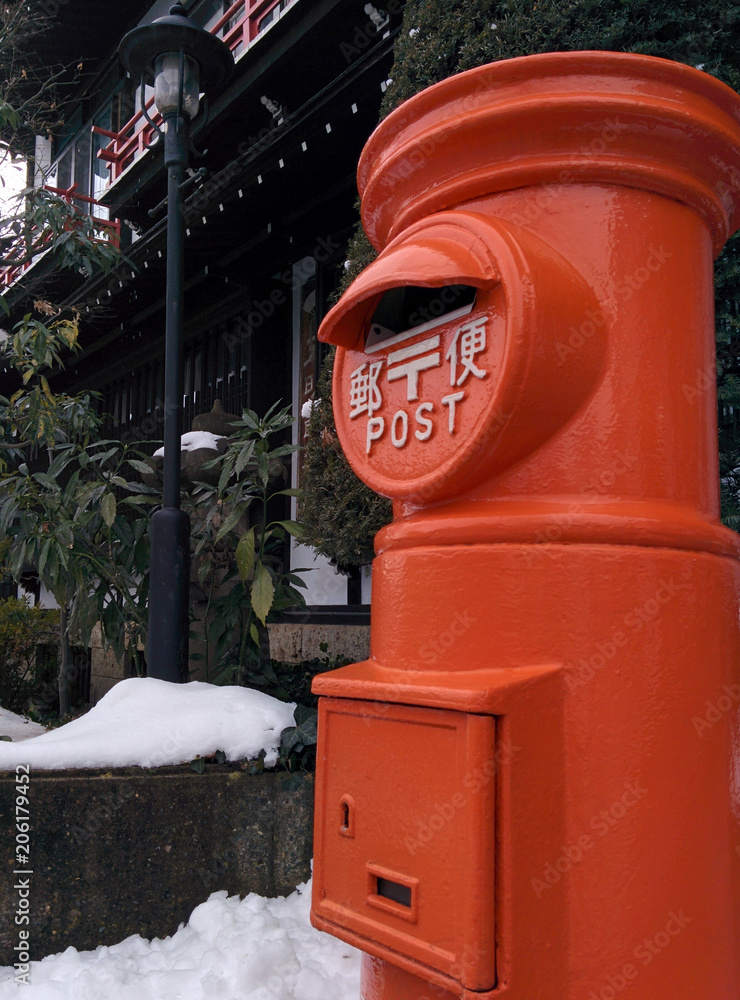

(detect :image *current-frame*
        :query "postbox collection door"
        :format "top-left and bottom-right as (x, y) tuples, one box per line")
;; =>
(312, 698), (497, 992)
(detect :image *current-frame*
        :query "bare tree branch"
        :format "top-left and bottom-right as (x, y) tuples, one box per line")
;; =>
(0, 2), (77, 157)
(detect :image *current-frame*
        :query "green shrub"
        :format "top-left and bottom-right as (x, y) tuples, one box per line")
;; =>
(268, 651), (351, 772)
(187, 403), (306, 686)
(0, 597), (58, 714)
(302, 0), (740, 539)
(299, 349), (392, 566)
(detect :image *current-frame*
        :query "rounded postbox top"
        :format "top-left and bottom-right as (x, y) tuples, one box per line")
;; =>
(359, 51), (740, 255)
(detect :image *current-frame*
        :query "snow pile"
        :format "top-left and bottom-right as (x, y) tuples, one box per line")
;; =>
(0, 880), (362, 999)
(153, 431), (225, 458)
(0, 707), (47, 742)
(0, 678), (295, 770)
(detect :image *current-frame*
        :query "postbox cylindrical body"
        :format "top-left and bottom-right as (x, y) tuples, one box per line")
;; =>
(311, 53), (740, 1000)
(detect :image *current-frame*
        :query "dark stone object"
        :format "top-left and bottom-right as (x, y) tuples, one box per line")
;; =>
(0, 764), (313, 963)
(191, 399), (240, 437)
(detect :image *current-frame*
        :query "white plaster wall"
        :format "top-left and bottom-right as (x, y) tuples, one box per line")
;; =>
(290, 542), (349, 605)
(36, 583), (59, 610)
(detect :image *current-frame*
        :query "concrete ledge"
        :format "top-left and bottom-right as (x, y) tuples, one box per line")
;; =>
(267, 623), (370, 663)
(0, 764), (313, 963)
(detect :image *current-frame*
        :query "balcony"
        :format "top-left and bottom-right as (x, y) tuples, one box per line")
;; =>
(0, 185), (121, 292)
(93, 0), (296, 183)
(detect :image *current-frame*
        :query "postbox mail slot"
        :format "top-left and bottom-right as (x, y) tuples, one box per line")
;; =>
(375, 876), (412, 907)
(313, 698), (497, 991)
(366, 283), (477, 351)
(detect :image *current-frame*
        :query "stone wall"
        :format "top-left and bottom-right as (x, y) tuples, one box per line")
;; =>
(89, 622), (370, 703)
(0, 764), (313, 963)
(267, 623), (370, 664)
(88, 624), (141, 705)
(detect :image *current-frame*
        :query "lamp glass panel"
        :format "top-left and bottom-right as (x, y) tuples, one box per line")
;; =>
(153, 51), (200, 118)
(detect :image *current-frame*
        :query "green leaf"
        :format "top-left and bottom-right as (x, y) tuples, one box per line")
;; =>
(38, 538), (51, 581)
(115, 515), (134, 549)
(270, 443), (300, 458)
(56, 542), (69, 571)
(272, 519), (304, 540)
(124, 481), (158, 494)
(250, 562), (274, 625)
(127, 459), (155, 475)
(235, 527), (256, 583)
(217, 460), (232, 496)
(101, 599), (122, 639)
(280, 707), (318, 755)
(0, 296), (9, 317)
(88, 447), (118, 466)
(55, 524), (74, 548)
(47, 448), (76, 479)
(32, 472), (60, 492)
(233, 441), (255, 478)
(274, 488), (301, 498)
(238, 409), (260, 432)
(214, 503), (247, 543)
(249, 623), (259, 645)
(100, 493), (117, 527)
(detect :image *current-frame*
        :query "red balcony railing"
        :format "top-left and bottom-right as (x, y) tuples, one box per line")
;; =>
(94, 0), (294, 182)
(0, 184), (121, 291)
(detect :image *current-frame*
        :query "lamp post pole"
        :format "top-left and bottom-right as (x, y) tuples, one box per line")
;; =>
(118, 4), (233, 682)
(147, 110), (191, 682)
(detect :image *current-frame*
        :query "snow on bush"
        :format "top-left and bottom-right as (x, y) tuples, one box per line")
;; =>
(0, 678), (295, 770)
(153, 431), (225, 457)
(0, 706), (47, 742)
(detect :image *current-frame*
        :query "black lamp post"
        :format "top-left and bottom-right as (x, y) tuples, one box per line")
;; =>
(119, 5), (233, 681)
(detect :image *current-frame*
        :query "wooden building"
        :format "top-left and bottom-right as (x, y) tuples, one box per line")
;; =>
(2, 0), (405, 612)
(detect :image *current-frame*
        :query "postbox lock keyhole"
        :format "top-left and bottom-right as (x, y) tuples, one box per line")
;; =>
(339, 794), (355, 837)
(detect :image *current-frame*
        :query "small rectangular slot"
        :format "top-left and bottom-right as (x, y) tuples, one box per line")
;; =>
(366, 864), (419, 922)
(376, 877), (411, 907)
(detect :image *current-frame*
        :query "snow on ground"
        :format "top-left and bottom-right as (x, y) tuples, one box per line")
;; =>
(0, 707), (47, 742)
(0, 678), (295, 770)
(0, 879), (362, 999)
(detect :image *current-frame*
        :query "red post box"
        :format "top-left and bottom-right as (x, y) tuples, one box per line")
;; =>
(311, 52), (740, 1000)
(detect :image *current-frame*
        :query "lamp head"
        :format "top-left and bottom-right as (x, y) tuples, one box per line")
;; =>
(119, 3), (234, 119)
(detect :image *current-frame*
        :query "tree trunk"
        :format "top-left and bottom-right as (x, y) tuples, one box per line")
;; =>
(58, 605), (72, 717)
